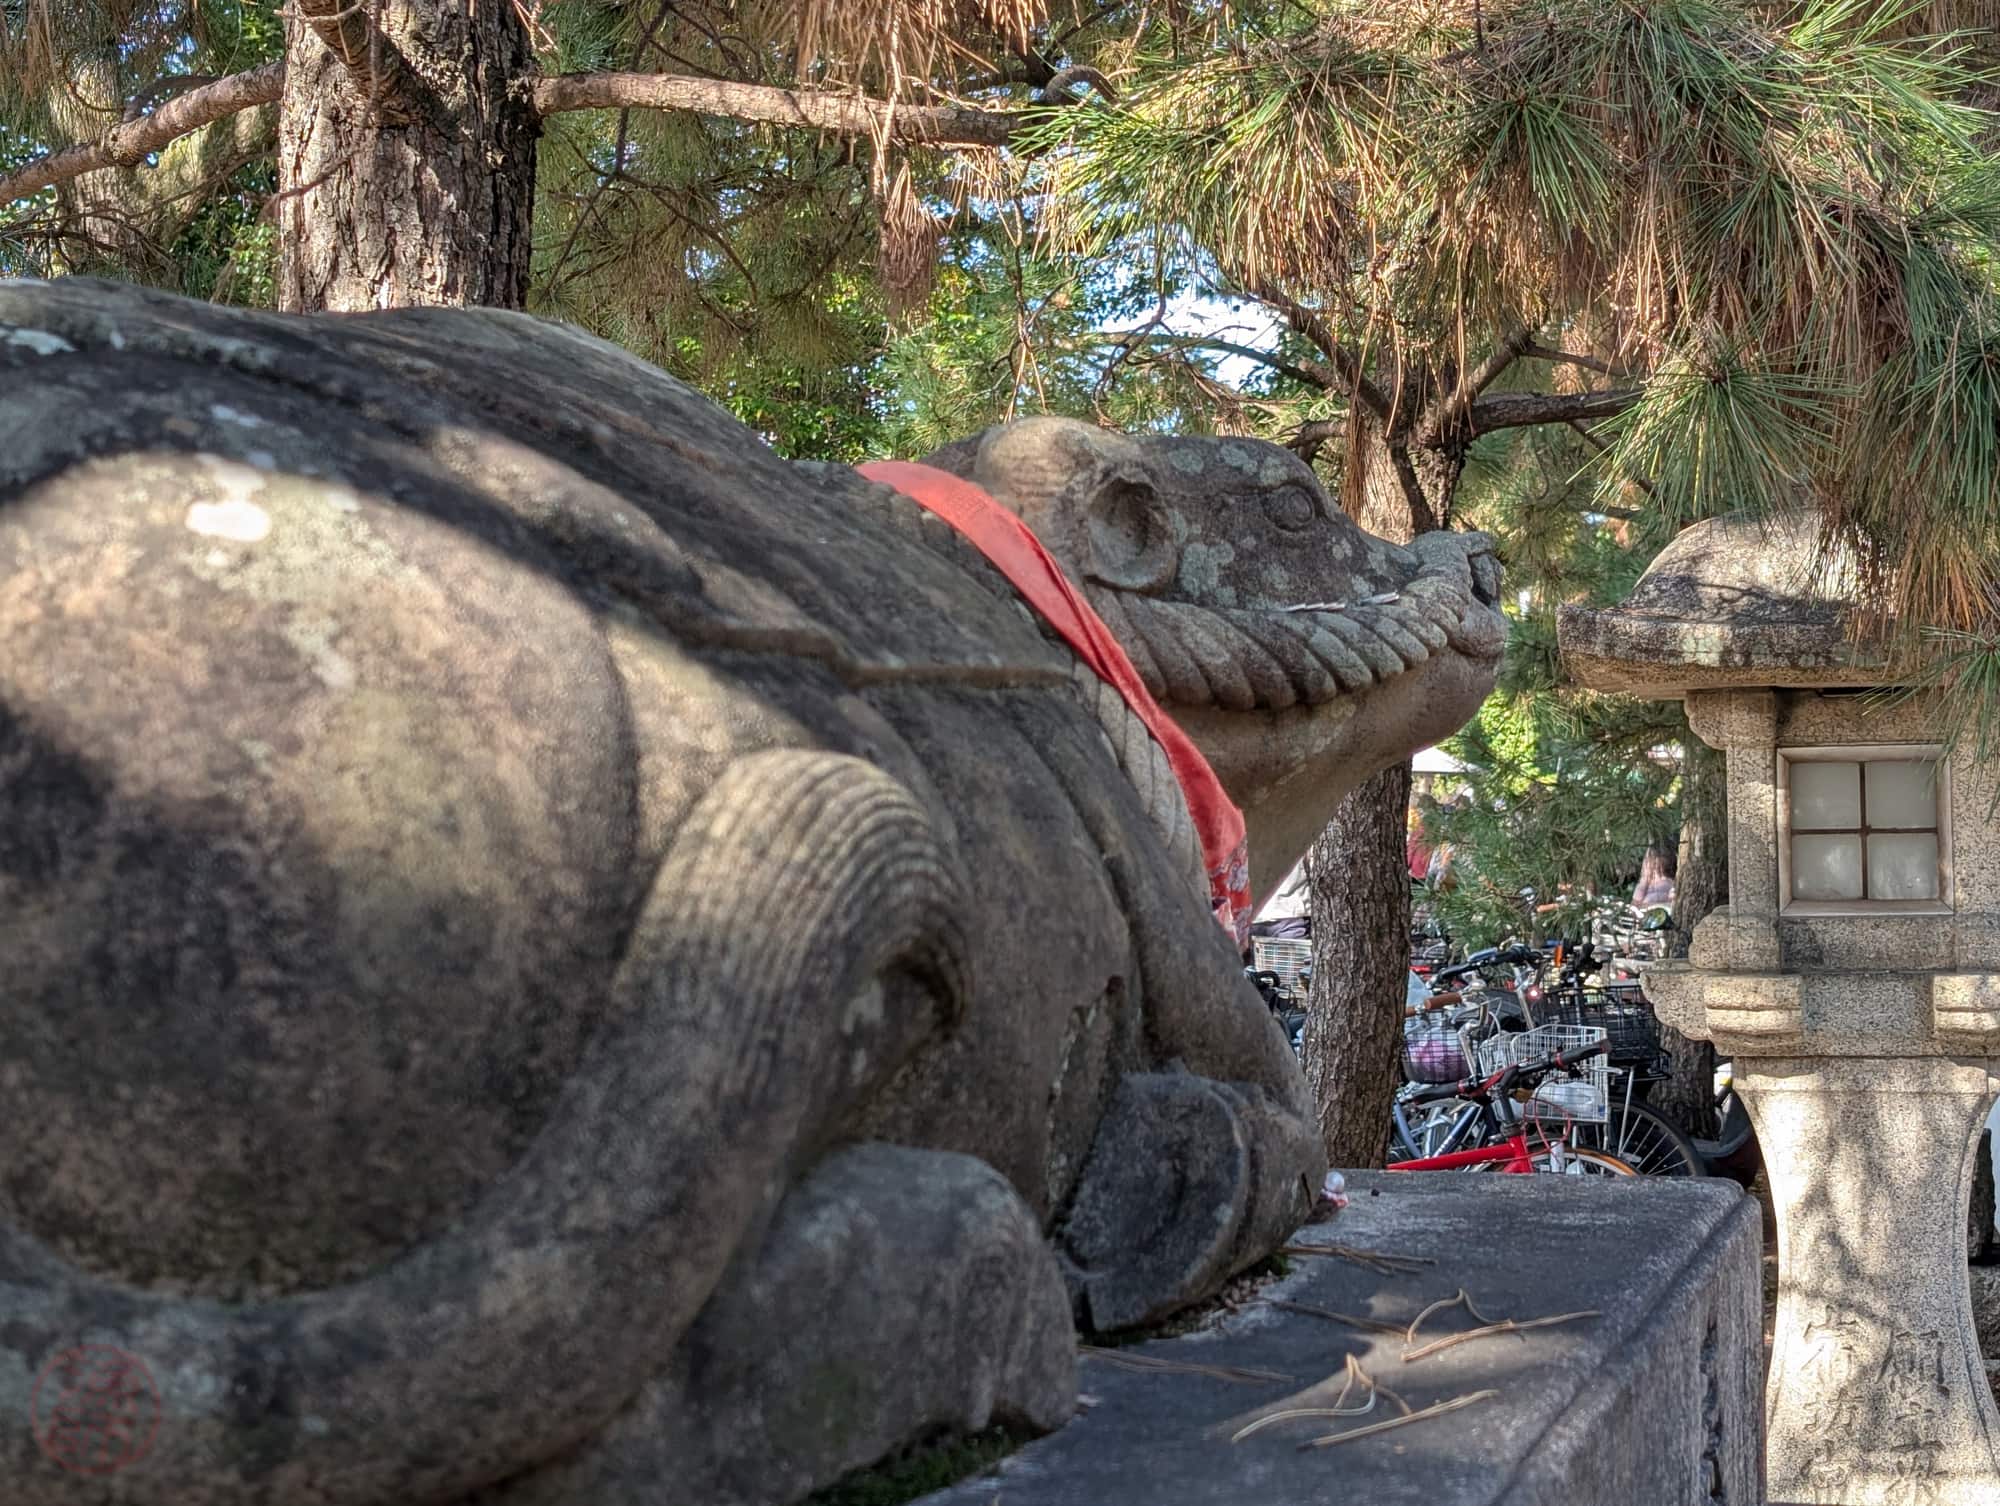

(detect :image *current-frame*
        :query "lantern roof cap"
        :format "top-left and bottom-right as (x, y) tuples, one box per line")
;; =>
(1557, 510), (1905, 698)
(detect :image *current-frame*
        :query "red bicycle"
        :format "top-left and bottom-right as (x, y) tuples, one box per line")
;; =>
(1386, 1037), (1636, 1177)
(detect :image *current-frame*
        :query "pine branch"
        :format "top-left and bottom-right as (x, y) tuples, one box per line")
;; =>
(122, 74), (221, 123)
(1288, 417), (1345, 462)
(532, 72), (1031, 146)
(1469, 386), (1642, 436)
(1241, 277), (1391, 417)
(0, 63), (281, 210)
(3, 63), (1049, 218)
(1091, 331), (1326, 390)
(1039, 65), (1119, 105)
(1523, 343), (1641, 381)
(1431, 325), (1535, 439)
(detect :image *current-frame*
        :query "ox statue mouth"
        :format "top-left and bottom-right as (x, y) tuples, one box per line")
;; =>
(1083, 537), (1508, 713)
(918, 416), (1509, 896)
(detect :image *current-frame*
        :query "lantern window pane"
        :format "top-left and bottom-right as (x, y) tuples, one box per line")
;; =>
(1792, 762), (1861, 830)
(1791, 834), (1864, 901)
(1867, 834), (1940, 901)
(1864, 761), (1939, 830)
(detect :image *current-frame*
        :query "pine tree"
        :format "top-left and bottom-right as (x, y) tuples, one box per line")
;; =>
(1022, 0), (2000, 1164)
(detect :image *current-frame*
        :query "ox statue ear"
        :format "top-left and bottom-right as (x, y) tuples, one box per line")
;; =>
(1083, 469), (1177, 593)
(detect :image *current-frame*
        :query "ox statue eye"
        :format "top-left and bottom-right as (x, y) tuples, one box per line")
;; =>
(1261, 487), (1316, 533)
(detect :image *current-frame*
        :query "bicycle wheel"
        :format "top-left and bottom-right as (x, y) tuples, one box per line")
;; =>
(1575, 1099), (1705, 1177)
(1524, 1145), (1637, 1177)
(1387, 1099), (1483, 1164)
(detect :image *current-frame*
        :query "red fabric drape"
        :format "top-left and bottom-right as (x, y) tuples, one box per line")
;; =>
(858, 460), (1252, 946)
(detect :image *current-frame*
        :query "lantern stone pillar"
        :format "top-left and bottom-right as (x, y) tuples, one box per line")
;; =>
(1687, 688), (1783, 974)
(1560, 512), (2000, 1505)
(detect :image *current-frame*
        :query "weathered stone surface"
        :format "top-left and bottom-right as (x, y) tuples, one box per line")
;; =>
(916, 1172), (1765, 1506)
(1557, 510), (1900, 696)
(470, 1144), (1077, 1506)
(1745, 1058), (2000, 1505)
(923, 422), (1509, 898)
(0, 279), (1504, 1505)
(1058, 1072), (1322, 1332)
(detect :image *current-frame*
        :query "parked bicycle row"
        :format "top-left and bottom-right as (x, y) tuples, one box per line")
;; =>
(1247, 925), (1760, 1184)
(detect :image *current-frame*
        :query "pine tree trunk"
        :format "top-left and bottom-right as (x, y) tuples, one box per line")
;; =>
(1652, 733), (1728, 1138)
(1670, 734), (1728, 958)
(1304, 759), (1414, 1167)
(277, 0), (539, 312)
(1303, 430), (1433, 1168)
(42, 43), (144, 277)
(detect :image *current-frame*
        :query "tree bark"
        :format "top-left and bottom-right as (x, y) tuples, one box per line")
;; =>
(1652, 732), (1728, 1138)
(277, 0), (539, 312)
(1305, 433), (1428, 1168)
(38, 40), (142, 276)
(1304, 759), (1415, 1167)
(1670, 734), (1728, 959)
(532, 73), (1026, 146)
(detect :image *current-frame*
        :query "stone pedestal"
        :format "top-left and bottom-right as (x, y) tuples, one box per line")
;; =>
(1649, 961), (2000, 1505)
(1742, 1058), (2000, 1504)
(1556, 512), (2000, 1504)
(910, 1173), (1762, 1506)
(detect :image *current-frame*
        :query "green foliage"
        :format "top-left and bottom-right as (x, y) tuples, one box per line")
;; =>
(1421, 427), (1687, 949)
(162, 157), (277, 305)
(1591, 346), (1840, 535)
(1425, 691), (1683, 948)
(0, 120), (56, 273)
(1029, 0), (2000, 680)
(877, 246), (1239, 456)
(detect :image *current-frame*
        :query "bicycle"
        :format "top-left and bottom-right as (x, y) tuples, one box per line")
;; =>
(1386, 1036), (1636, 1177)
(1523, 940), (1706, 1179)
(1393, 990), (1623, 1166)
(1246, 966), (1307, 1057)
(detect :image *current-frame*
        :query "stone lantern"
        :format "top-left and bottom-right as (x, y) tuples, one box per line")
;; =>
(1559, 511), (2000, 1506)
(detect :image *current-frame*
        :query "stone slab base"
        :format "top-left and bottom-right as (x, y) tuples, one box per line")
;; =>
(916, 1171), (1763, 1506)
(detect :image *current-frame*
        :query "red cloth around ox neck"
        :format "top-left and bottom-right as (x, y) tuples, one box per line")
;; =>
(857, 459), (1252, 948)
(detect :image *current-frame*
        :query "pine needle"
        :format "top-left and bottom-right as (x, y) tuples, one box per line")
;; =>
(1276, 1242), (1434, 1274)
(1264, 1298), (1408, 1336)
(1403, 1287), (1498, 1346)
(1228, 1355), (1378, 1440)
(1403, 1309), (1603, 1363)
(1077, 1347), (1293, 1385)
(1301, 1389), (1502, 1450)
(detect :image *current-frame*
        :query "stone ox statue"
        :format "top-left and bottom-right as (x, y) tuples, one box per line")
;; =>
(0, 279), (1503, 1505)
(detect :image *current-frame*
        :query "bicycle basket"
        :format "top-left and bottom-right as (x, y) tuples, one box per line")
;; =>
(1401, 1013), (1467, 1085)
(1474, 1023), (1611, 1124)
(1251, 937), (1312, 996)
(1534, 984), (1662, 1069)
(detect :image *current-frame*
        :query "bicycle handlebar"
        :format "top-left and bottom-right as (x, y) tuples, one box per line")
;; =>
(1404, 989), (1465, 1017)
(1430, 944), (1541, 985)
(1406, 1071), (1503, 1105)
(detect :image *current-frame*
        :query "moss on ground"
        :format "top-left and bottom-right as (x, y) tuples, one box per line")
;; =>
(805, 1424), (1035, 1506)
